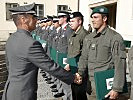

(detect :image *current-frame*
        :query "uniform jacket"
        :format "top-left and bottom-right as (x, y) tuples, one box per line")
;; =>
(2, 29), (74, 100)
(78, 26), (127, 92)
(57, 24), (73, 53)
(68, 26), (88, 58)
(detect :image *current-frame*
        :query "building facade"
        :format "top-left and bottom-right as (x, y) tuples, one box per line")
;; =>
(79, 0), (133, 45)
(0, 0), (79, 40)
(1, 0), (133, 44)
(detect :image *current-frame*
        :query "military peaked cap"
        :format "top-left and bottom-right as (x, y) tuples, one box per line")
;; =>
(53, 15), (59, 23)
(47, 15), (53, 21)
(58, 11), (70, 17)
(70, 12), (83, 19)
(9, 3), (37, 16)
(91, 6), (109, 17)
(40, 17), (47, 23)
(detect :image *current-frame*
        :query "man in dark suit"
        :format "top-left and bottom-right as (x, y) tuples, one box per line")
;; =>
(2, 3), (81, 100)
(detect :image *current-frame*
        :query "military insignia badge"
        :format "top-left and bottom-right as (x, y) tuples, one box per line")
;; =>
(55, 36), (58, 39)
(70, 14), (74, 18)
(100, 8), (104, 12)
(62, 34), (65, 37)
(64, 26), (67, 30)
(91, 44), (96, 50)
(70, 41), (73, 45)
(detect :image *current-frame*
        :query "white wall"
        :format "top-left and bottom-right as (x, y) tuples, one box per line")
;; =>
(45, 0), (78, 16)
(116, 0), (133, 45)
(79, 0), (90, 30)
(0, 0), (78, 40)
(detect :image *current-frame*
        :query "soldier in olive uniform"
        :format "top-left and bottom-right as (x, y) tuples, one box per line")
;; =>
(64, 12), (89, 100)
(78, 6), (127, 100)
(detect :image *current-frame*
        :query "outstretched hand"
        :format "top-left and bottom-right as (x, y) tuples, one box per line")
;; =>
(74, 73), (82, 84)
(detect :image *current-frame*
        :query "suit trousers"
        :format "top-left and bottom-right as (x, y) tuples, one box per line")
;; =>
(71, 83), (87, 100)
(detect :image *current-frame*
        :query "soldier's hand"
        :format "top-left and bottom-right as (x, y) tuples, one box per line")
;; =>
(74, 73), (82, 84)
(64, 64), (70, 71)
(105, 89), (119, 99)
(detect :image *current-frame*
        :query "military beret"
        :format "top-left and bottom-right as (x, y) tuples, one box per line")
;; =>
(47, 15), (53, 21)
(90, 6), (109, 17)
(9, 3), (37, 16)
(53, 15), (59, 23)
(58, 11), (70, 18)
(70, 12), (83, 19)
(40, 17), (47, 23)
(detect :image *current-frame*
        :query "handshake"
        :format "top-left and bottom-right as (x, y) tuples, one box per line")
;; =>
(64, 64), (82, 84)
(74, 73), (82, 84)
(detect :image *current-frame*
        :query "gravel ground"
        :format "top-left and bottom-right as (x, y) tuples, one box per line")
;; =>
(37, 69), (60, 100)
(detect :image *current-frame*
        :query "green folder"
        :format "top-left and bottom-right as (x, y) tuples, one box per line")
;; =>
(67, 56), (80, 74)
(39, 39), (47, 45)
(57, 52), (67, 68)
(69, 66), (77, 74)
(94, 69), (128, 100)
(32, 32), (36, 39)
(124, 40), (131, 48)
(68, 57), (77, 67)
(36, 35), (41, 41)
(67, 55), (80, 66)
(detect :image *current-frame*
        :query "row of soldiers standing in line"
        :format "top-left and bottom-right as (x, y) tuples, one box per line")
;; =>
(31, 11), (91, 100)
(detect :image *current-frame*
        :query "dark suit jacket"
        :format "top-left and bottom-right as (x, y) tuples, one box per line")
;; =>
(2, 29), (74, 100)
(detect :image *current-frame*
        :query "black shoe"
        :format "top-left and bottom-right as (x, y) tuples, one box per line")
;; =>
(40, 69), (44, 73)
(50, 84), (57, 89)
(51, 88), (58, 92)
(46, 80), (54, 84)
(45, 78), (52, 81)
(54, 93), (65, 98)
(44, 76), (48, 78)
(42, 73), (46, 77)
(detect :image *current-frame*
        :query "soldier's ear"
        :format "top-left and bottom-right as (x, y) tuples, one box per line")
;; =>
(20, 15), (27, 24)
(103, 16), (107, 22)
(78, 19), (82, 25)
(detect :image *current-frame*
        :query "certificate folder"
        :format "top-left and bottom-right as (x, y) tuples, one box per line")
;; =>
(94, 69), (128, 100)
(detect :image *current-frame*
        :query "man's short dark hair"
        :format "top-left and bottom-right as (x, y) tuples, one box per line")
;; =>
(12, 14), (20, 26)
(101, 14), (109, 24)
(12, 14), (31, 26)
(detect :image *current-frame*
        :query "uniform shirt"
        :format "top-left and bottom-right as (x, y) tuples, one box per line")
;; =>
(78, 26), (126, 92)
(56, 24), (73, 53)
(68, 26), (88, 58)
(52, 27), (61, 50)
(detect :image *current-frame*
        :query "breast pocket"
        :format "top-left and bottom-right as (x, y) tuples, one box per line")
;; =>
(73, 38), (81, 51)
(61, 35), (67, 46)
(97, 43), (111, 62)
(88, 43), (97, 62)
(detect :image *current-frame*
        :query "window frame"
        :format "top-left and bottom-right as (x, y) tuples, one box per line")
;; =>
(35, 4), (44, 19)
(6, 3), (19, 21)
(57, 5), (68, 13)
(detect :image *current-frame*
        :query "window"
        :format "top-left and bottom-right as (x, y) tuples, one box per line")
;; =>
(57, 5), (68, 12)
(35, 4), (44, 18)
(6, 3), (19, 20)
